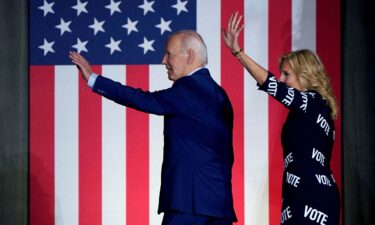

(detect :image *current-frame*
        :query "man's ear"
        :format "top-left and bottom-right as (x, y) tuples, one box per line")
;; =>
(187, 48), (194, 65)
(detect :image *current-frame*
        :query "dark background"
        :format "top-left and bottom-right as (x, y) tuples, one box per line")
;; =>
(0, 0), (374, 224)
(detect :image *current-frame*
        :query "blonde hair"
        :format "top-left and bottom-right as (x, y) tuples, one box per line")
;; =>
(279, 49), (338, 119)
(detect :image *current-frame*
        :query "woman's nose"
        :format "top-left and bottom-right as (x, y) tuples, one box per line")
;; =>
(279, 75), (285, 82)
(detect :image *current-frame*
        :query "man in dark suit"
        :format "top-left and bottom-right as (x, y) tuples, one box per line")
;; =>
(69, 30), (237, 225)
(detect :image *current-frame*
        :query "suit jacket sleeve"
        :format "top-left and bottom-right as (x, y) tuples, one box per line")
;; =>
(92, 75), (191, 115)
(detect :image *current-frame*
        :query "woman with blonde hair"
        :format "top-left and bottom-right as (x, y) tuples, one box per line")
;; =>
(222, 12), (340, 225)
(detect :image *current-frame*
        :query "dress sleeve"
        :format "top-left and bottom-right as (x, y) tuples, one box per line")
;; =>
(258, 72), (326, 114)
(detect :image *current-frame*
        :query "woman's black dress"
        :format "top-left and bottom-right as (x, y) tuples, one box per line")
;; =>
(259, 72), (340, 225)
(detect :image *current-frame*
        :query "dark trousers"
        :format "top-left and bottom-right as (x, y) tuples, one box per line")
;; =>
(162, 211), (233, 225)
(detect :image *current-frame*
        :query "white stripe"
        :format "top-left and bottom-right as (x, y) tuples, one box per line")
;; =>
(292, 0), (316, 51)
(244, 1), (269, 224)
(55, 66), (79, 225)
(197, 0), (221, 84)
(102, 65), (126, 225)
(149, 65), (172, 225)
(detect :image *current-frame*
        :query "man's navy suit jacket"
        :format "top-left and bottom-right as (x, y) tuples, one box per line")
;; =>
(92, 68), (237, 221)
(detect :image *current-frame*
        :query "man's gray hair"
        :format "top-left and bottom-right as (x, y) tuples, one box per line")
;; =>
(171, 30), (208, 65)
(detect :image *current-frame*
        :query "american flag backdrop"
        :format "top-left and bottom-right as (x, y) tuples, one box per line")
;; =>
(29, 0), (342, 225)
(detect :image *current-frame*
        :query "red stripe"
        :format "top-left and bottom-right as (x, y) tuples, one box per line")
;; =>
(126, 65), (150, 225)
(268, 1), (291, 225)
(79, 66), (102, 225)
(316, 1), (342, 224)
(221, 1), (244, 224)
(29, 66), (55, 225)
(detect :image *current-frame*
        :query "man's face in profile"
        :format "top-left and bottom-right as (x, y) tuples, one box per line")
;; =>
(162, 35), (189, 82)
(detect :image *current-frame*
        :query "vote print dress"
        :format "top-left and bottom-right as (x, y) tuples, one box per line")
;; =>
(259, 72), (340, 225)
